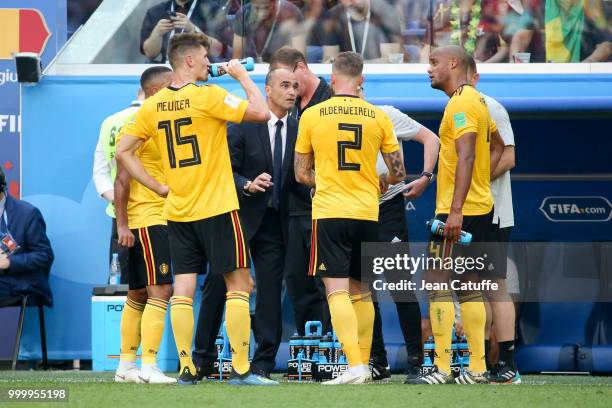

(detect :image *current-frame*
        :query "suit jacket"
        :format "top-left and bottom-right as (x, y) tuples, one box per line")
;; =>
(0, 195), (54, 306)
(228, 117), (297, 242)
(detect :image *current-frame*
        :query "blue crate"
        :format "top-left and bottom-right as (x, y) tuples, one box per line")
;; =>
(91, 296), (178, 372)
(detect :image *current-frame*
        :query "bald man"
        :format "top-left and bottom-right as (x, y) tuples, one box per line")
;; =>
(407, 46), (504, 385)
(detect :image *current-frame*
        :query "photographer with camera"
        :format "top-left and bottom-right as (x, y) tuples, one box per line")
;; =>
(140, 0), (231, 63)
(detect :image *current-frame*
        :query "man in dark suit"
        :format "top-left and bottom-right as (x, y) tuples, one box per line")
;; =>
(0, 167), (54, 306)
(193, 68), (298, 379)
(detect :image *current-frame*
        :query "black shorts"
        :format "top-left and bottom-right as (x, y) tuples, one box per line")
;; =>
(168, 210), (250, 276)
(481, 224), (512, 278)
(128, 224), (173, 290)
(427, 210), (495, 275)
(309, 218), (378, 281)
(378, 194), (409, 244)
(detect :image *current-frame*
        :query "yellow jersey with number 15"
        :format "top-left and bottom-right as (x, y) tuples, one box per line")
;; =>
(295, 95), (399, 222)
(436, 84), (497, 216)
(123, 83), (248, 222)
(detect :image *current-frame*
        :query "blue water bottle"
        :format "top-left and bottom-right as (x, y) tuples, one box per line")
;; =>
(318, 333), (334, 364)
(208, 57), (255, 77)
(304, 321), (323, 361)
(423, 336), (435, 366)
(426, 219), (472, 245)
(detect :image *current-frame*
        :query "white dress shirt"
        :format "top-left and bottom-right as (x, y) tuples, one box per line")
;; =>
(267, 111), (288, 165)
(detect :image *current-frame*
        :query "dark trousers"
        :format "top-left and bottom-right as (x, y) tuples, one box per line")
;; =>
(370, 194), (423, 368)
(284, 214), (331, 335)
(192, 270), (226, 369)
(250, 208), (286, 372)
(110, 218), (129, 284)
(193, 208), (287, 373)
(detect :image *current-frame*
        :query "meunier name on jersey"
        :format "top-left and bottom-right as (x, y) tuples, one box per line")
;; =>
(157, 99), (190, 112)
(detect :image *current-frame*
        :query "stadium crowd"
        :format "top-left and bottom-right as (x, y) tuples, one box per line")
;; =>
(69, 0), (611, 63)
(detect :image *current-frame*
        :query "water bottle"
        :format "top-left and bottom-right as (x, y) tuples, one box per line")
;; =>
(208, 57), (255, 77)
(426, 219), (472, 245)
(318, 333), (334, 364)
(109, 253), (121, 285)
(423, 336), (435, 366)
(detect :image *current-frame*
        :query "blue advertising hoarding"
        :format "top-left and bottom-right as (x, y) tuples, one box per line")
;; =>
(0, 0), (66, 197)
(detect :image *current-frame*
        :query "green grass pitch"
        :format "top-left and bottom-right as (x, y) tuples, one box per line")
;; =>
(1, 371), (611, 408)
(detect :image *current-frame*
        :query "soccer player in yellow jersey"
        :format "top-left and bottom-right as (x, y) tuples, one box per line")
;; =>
(116, 33), (276, 386)
(294, 52), (406, 385)
(407, 45), (504, 385)
(113, 66), (175, 384)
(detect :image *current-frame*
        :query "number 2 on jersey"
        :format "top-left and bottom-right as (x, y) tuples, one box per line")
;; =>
(337, 123), (362, 171)
(158, 118), (201, 168)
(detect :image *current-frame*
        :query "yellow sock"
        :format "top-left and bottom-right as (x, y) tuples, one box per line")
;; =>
(170, 296), (196, 374)
(327, 290), (361, 367)
(459, 293), (487, 373)
(141, 297), (168, 365)
(225, 291), (251, 375)
(429, 290), (454, 374)
(119, 297), (145, 363)
(350, 292), (374, 365)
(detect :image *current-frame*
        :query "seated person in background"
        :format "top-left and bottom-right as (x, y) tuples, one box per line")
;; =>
(0, 167), (54, 307)
(232, 0), (306, 62)
(322, 0), (403, 63)
(291, 0), (335, 63)
(141, 0), (231, 63)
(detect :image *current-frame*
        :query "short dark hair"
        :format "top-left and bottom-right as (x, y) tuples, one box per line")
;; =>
(168, 32), (210, 68)
(140, 66), (172, 90)
(332, 52), (363, 77)
(269, 46), (306, 70)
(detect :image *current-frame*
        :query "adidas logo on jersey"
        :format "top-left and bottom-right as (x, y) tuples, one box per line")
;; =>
(318, 263), (327, 271)
(180, 350), (189, 357)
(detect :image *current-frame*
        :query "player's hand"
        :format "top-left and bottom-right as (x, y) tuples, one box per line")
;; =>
(157, 184), (169, 198)
(248, 173), (273, 193)
(0, 252), (10, 270)
(225, 59), (249, 81)
(379, 173), (389, 194)
(454, 320), (464, 337)
(153, 18), (174, 37)
(117, 225), (135, 248)
(402, 176), (429, 200)
(171, 12), (196, 32)
(444, 209), (463, 243)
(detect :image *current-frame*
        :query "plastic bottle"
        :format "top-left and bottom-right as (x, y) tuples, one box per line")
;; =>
(109, 253), (121, 285)
(208, 57), (255, 77)
(426, 219), (472, 245)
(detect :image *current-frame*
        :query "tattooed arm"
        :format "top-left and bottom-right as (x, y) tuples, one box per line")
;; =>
(294, 152), (316, 188)
(381, 149), (407, 185)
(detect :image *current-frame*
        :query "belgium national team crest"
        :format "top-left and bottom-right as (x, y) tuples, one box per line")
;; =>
(159, 263), (170, 276)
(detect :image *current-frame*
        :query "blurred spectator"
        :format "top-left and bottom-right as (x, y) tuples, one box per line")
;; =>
(545, 0), (610, 62)
(141, 0), (231, 63)
(68, 0), (103, 38)
(322, 0), (403, 62)
(291, 1), (337, 63)
(0, 167), (54, 307)
(232, 0), (306, 62)
(397, 0), (431, 62)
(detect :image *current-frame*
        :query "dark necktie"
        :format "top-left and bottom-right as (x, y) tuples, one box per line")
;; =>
(272, 120), (283, 210)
